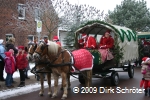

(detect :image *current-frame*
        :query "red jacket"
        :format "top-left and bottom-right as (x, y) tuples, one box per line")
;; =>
(79, 36), (97, 49)
(4, 52), (15, 74)
(16, 52), (28, 69)
(99, 36), (114, 49)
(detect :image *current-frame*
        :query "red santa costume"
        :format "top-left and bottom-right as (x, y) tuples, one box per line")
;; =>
(53, 36), (61, 46)
(79, 34), (97, 49)
(140, 57), (150, 96)
(98, 30), (114, 63)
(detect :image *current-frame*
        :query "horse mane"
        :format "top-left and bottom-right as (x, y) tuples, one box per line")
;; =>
(47, 40), (59, 55)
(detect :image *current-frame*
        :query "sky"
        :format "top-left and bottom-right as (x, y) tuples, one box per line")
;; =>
(69, 0), (150, 14)
(0, 63), (77, 99)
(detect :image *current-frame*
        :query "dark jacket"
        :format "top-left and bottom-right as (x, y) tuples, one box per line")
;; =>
(5, 43), (18, 55)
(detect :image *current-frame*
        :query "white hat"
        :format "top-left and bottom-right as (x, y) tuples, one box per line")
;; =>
(0, 39), (4, 44)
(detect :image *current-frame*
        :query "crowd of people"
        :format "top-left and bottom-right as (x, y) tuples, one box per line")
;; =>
(0, 37), (30, 88)
(0, 35), (62, 88)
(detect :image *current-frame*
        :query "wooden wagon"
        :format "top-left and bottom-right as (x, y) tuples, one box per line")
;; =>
(74, 21), (139, 85)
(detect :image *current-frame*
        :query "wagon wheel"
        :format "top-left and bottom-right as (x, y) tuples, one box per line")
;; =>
(128, 65), (134, 78)
(78, 74), (85, 84)
(111, 71), (119, 86)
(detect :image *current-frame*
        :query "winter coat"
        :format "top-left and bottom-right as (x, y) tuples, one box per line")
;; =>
(141, 63), (150, 80)
(16, 52), (28, 70)
(0, 44), (6, 61)
(99, 36), (114, 49)
(5, 43), (18, 55)
(4, 52), (15, 74)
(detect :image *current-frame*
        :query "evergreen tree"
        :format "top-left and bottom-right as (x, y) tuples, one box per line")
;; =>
(107, 0), (150, 32)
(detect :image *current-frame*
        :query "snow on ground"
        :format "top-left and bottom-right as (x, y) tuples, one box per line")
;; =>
(0, 63), (78, 99)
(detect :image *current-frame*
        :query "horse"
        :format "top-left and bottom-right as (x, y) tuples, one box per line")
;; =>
(27, 43), (52, 96)
(33, 40), (93, 99)
(27, 42), (71, 97)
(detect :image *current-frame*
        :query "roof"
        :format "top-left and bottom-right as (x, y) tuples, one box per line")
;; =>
(137, 32), (150, 38)
(75, 21), (137, 42)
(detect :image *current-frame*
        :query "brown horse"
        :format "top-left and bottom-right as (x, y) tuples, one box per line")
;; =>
(33, 41), (93, 99)
(27, 43), (71, 97)
(27, 43), (52, 96)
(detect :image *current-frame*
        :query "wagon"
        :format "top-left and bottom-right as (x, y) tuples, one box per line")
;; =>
(74, 21), (139, 86)
(137, 32), (150, 65)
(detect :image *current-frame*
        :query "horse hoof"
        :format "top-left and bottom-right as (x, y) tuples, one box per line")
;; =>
(61, 97), (67, 100)
(60, 87), (63, 90)
(39, 94), (43, 96)
(51, 95), (57, 98)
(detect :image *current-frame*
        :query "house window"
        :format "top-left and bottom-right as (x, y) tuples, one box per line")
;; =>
(34, 7), (41, 21)
(6, 34), (13, 42)
(18, 3), (25, 20)
(27, 35), (34, 42)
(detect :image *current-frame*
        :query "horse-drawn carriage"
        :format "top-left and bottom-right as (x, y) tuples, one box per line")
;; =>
(28, 21), (139, 99)
(74, 21), (139, 86)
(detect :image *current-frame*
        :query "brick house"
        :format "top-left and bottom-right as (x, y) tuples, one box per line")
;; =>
(0, 0), (58, 47)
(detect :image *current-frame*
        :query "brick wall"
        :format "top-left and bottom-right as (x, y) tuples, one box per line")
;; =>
(0, 0), (58, 47)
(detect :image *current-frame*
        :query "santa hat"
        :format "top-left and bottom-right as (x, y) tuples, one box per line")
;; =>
(0, 39), (4, 44)
(81, 33), (87, 39)
(53, 36), (59, 41)
(18, 46), (25, 50)
(142, 57), (150, 63)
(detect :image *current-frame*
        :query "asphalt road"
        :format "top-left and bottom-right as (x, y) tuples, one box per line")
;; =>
(4, 67), (150, 100)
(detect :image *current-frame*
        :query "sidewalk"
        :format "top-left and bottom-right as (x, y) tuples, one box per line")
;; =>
(0, 63), (78, 99)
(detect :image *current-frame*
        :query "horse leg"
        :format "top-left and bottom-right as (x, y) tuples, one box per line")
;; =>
(61, 73), (71, 90)
(51, 73), (59, 98)
(47, 72), (52, 97)
(61, 72), (68, 99)
(83, 70), (92, 87)
(39, 73), (44, 96)
(67, 73), (71, 90)
(86, 70), (92, 87)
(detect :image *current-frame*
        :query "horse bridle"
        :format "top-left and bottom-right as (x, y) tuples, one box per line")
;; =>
(34, 41), (48, 56)
(28, 43), (37, 55)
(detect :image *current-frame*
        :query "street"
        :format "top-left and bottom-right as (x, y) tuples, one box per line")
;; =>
(4, 67), (149, 100)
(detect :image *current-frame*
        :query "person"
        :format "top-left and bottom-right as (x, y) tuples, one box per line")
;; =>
(0, 39), (6, 81)
(5, 37), (18, 56)
(24, 47), (30, 79)
(4, 51), (16, 88)
(98, 30), (114, 63)
(5, 37), (18, 83)
(78, 33), (97, 49)
(53, 36), (61, 46)
(140, 57), (150, 96)
(16, 46), (28, 87)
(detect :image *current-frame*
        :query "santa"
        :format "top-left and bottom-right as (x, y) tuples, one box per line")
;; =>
(99, 30), (114, 49)
(98, 30), (114, 63)
(78, 33), (97, 49)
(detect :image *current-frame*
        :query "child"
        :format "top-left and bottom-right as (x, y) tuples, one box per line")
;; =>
(140, 57), (150, 96)
(4, 51), (15, 88)
(16, 46), (28, 87)
(24, 47), (30, 79)
(9, 49), (17, 83)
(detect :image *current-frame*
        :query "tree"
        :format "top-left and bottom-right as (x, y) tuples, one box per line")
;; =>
(61, 3), (104, 49)
(107, 0), (150, 32)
